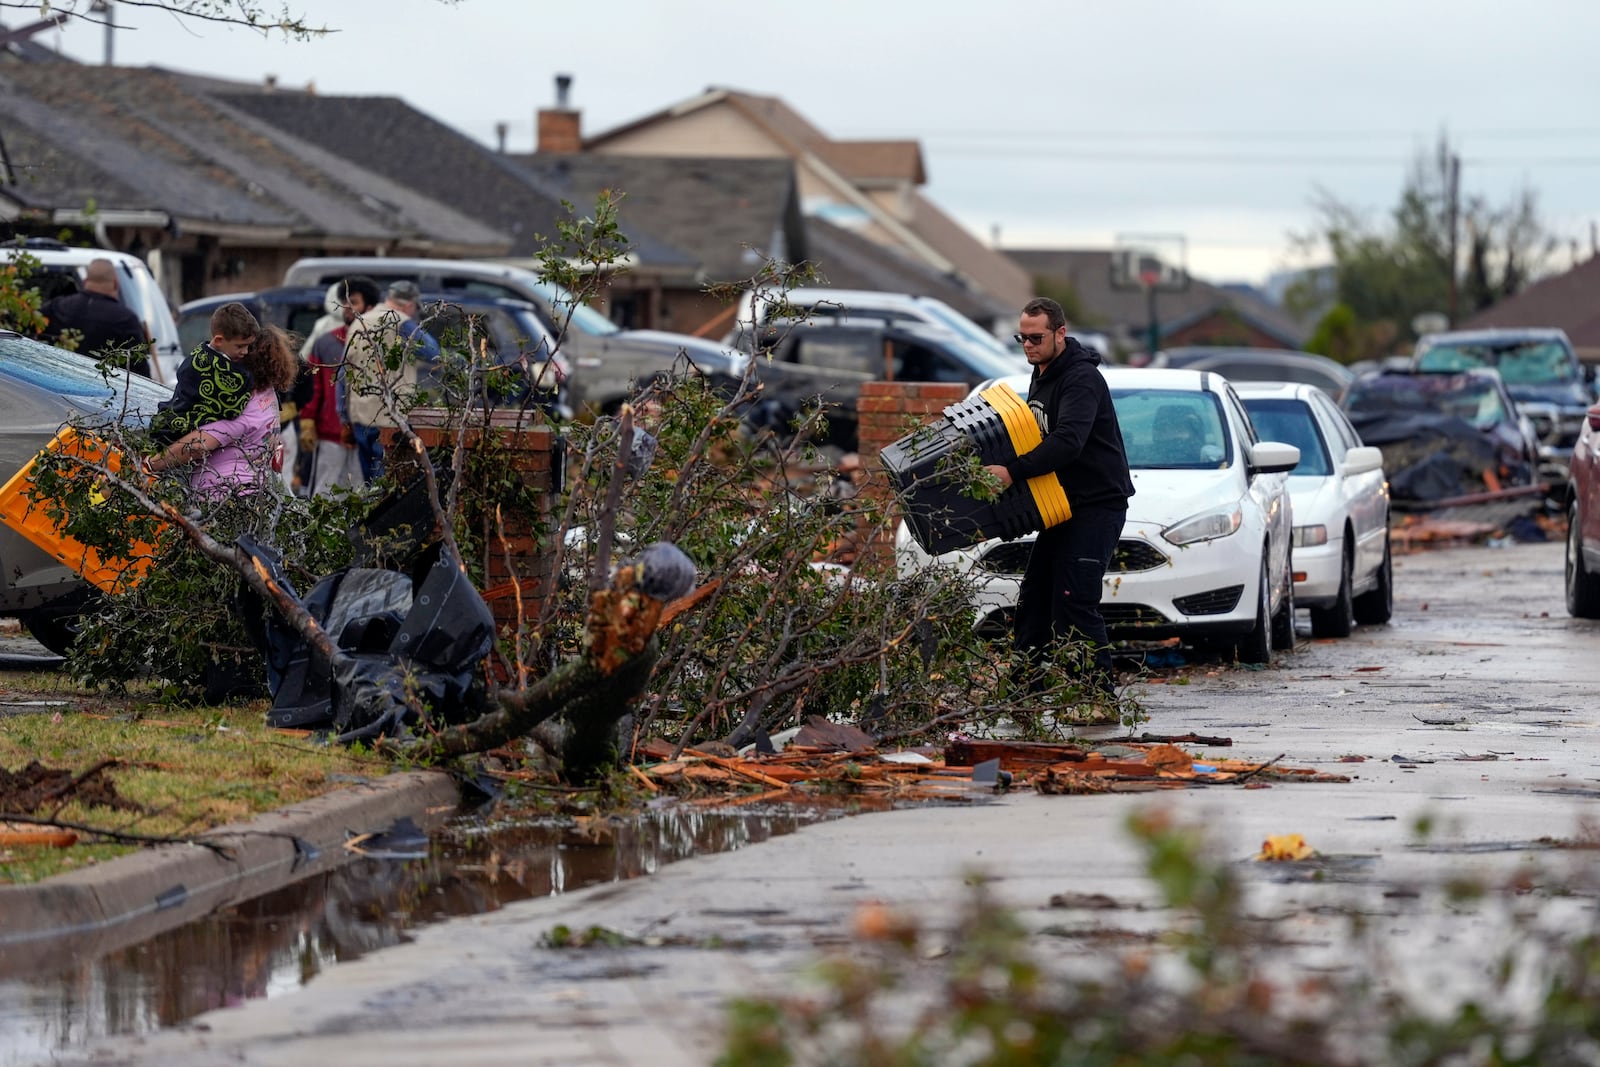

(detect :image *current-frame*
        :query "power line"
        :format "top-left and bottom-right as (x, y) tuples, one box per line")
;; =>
(922, 148), (1600, 166)
(842, 127), (1600, 142)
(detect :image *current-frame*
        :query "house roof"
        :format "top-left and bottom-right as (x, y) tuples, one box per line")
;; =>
(0, 65), (508, 254)
(816, 140), (926, 185)
(209, 88), (576, 259)
(802, 217), (1007, 323)
(1458, 255), (1600, 352)
(587, 87), (1025, 309)
(904, 191), (1031, 310)
(511, 153), (797, 283)
(1004, 248), (1307, 348)
(586, 88), (818, 155)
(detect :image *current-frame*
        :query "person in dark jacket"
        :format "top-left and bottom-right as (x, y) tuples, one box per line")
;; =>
(39, 258), (151, 376)
(984, 297), (1134, 698)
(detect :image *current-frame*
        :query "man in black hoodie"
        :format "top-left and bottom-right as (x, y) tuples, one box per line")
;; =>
(984, 297), (1134, 697)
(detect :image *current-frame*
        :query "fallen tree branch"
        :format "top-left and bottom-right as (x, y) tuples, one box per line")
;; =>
(0, 812), (235, 858)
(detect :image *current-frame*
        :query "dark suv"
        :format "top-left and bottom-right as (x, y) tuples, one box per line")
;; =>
(1413, 328), (1596, 478)
(742, 318), (1021, 450)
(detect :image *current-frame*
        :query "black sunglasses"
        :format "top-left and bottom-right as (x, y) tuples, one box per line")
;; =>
(1013, 332), (1049, 346)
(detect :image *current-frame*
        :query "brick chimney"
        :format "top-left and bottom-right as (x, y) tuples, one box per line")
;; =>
(536, 73), (581, 154)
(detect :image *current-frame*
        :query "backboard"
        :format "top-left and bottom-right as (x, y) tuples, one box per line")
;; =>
(1110, 233), (1190, 293)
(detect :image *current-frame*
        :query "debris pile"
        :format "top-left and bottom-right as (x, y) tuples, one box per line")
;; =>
(583, 728), (1353, 805)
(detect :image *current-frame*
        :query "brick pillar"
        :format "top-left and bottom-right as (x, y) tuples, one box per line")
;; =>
(855, 382), (970, 573)
(386, 410), (558, 634)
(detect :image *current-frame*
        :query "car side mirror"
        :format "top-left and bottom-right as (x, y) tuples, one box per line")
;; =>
(1341, 445), (1384, 477)
(1248, 440), (1300, 474)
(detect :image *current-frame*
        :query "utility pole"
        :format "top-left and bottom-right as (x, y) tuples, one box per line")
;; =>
(88, 0), (115, 65)
(1446, 152), (1460, 324)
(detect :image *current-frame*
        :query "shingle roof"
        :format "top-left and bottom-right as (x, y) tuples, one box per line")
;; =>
(1459, 255), (1600, 351)
(211, 89), (567, 257)
(816, 140), (926, 185)
(1004, 247), (1307, 347)
(803, 217), (1007, 324)
(512, 153), (800, 282)
(0, 65), (508, 252)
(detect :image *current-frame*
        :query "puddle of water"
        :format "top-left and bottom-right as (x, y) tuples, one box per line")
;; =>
(0, 803), (844, 1066)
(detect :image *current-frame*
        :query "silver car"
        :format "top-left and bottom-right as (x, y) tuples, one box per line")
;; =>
(0, 330), (170, 653)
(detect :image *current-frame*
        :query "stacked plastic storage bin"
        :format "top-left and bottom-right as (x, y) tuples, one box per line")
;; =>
(881, 382), (1072, 555)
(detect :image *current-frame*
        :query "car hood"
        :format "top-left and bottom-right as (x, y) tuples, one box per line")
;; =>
(1505, 380), (1593, 411)
(1125, 467), (1246, 528)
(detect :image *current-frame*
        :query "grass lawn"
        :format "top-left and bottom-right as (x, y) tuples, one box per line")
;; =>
(0, 657), (393, 885)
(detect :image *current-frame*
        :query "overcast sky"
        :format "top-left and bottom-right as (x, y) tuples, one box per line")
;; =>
(29, 0), (1600, 286)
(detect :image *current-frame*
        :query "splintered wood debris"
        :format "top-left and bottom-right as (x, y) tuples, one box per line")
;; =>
(628, 730), (1348, 802)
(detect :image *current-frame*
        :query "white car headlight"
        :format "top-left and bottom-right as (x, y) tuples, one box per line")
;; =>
(1292, 524), (1328, 548)
(1162, 505), (1242, 547)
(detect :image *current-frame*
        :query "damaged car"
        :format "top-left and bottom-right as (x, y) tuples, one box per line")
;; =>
(1341, 367), (1541, 507)
(1413, 328), (1596, 482)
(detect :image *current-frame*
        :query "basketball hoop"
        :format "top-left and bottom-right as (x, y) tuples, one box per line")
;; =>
(1139, 269), (1161, 290)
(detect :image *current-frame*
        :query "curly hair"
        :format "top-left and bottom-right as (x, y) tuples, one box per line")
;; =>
(239, 324), (300, 393)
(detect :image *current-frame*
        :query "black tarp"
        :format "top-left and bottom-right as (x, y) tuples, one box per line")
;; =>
(241, 534), (495, 742)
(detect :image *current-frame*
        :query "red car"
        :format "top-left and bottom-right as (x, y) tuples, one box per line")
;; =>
(1567, 397), (1600, 617)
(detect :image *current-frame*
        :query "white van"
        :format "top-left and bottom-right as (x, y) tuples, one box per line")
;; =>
(2, 239), (183, 384)
(729, 286), (1020, 364)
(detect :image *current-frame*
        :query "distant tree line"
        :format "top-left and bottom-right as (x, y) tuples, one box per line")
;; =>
(1288, 133), (1556, 363)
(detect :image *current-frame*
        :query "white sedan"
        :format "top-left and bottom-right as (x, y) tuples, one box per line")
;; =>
(1235, 381), (1392, 637)
(895, 368), (1300, 663)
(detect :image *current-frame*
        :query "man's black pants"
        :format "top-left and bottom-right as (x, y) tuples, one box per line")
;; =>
(1013, 506), (1126, 695)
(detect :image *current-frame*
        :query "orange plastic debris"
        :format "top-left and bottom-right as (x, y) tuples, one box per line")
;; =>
(1255, 833), (1315, 861)
(0, 427), (160, 593)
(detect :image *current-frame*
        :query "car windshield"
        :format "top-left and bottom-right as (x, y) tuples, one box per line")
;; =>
(1345, 376), (1509, 431)
(1112, 388), (1230, 469)
(1418, 341), (1577, 386)
(942, 335), (1024, 381)
(1240, 398), (1332, 477)
(0, 334), (170, 406)
(524, 279), (619, 337)
(917, 300), (1010, 354)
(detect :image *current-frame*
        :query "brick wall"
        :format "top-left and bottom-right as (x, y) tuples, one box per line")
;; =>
(855, 381), (970, 572)
(386, 411), (557, 634)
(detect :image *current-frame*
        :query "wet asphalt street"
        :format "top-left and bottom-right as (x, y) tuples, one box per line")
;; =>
(47, 539), (1600, 1066)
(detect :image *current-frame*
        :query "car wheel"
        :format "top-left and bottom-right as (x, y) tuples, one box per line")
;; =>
(1566, 499), (1600, 619)
(1310, 544), (1355, 639)
(1235, 560), (1272, 665)
(1270, 549), (1296, 651)
(1353, 531), (1394, 625)
(21, 609), (82, 657)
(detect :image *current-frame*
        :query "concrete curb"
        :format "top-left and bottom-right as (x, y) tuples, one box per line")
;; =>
(0, 769), (459, 974)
